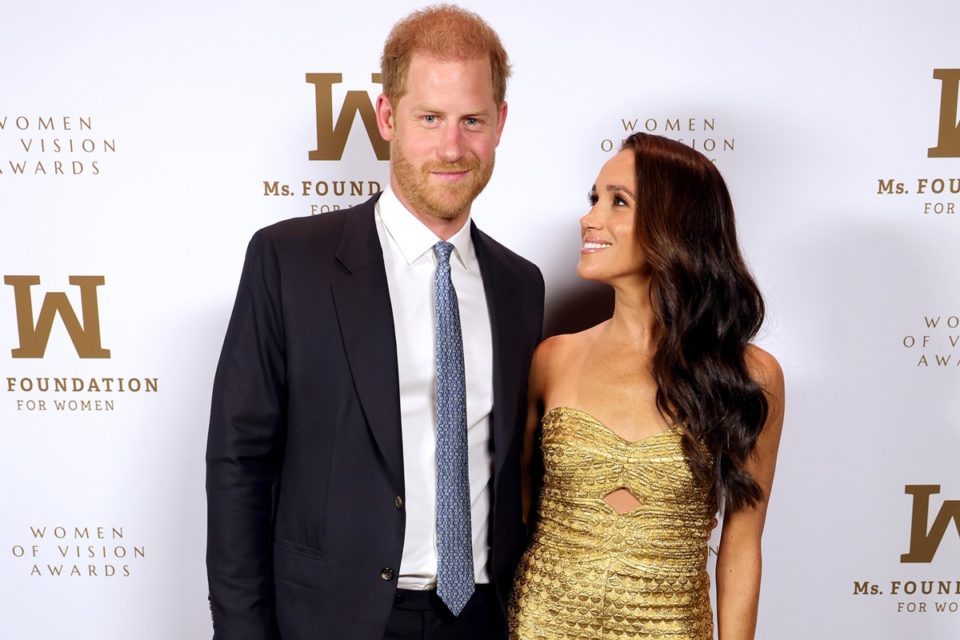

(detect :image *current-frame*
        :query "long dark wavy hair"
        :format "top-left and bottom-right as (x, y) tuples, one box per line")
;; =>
(622, 132), (767, 514)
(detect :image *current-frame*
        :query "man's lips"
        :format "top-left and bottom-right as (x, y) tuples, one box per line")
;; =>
(430, 170), (470, 182)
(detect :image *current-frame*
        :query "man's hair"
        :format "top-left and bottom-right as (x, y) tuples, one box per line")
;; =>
(381, 4), (511, 105)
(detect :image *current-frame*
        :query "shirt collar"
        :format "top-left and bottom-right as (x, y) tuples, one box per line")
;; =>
(376, 186), (474, 271)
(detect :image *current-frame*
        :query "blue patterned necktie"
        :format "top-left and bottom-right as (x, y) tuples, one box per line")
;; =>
(433, 241), (474, 616)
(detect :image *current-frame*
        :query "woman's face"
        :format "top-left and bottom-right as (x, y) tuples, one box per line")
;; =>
(577, 149), (647, 283)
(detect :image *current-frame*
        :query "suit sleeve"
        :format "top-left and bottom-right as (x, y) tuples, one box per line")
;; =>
(533, 265), (545, 340)
(206, 230), (286, 639)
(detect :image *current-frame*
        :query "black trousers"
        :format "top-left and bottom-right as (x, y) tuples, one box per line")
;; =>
(383, 585), (506, 640)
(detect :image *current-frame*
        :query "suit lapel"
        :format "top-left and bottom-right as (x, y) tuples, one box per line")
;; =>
(330, 199), (404, 493)
(472, 224), (524, 481)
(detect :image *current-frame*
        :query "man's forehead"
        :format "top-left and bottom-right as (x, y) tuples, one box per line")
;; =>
(398, 56), (497, 107)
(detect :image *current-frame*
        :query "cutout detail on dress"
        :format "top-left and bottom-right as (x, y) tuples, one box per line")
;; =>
(603, 487), (643, 514)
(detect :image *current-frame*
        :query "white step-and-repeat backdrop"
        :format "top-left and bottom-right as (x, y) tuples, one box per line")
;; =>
(2, 1), (958, 638)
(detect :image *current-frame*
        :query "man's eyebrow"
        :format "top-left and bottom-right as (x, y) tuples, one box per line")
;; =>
(411, 104), (494, 115)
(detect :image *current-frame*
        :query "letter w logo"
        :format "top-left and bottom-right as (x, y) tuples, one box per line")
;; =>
(306, 73), (389, 161)
(4, 275), (110, 358)
(900, 485), (960, 562)
(929, 69), (960, 158)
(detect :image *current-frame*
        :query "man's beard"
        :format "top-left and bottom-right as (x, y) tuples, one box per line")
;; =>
(391, 142), (494, 221)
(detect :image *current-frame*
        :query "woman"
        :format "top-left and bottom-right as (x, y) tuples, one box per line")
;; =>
(509, 132), (785, 639)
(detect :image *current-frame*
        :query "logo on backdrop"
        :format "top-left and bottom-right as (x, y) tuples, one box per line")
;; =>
(9, 525), (145, 578)
(261, 72), (386, 216)
(3, 275), (159, 414)
(901, 485), (960, 563)
(306, 73), (389, 161)
(600, 116), (737, 163)
(0, 115), (117, 177)
(929, 69), (960, 158)
(850, 484), (960, 615)
(5, 275), (110, 359)
(874, 69), (960, 217)
(900, 315), (959, 369)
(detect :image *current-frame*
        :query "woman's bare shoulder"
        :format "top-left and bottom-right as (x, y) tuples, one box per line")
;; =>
(535, 322), (607, 367)
(745, 344), (785, 433)
(744, 344), (784, 392)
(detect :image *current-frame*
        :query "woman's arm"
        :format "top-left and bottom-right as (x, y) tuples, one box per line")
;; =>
(716, 345), (786, 640)
(520, 338), (553, 525)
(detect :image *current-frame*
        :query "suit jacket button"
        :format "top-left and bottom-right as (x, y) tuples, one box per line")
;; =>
(380, 568), (395, 581)
(394, 496), (404, 510)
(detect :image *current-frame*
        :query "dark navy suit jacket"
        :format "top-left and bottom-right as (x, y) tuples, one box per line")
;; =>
(206, 194), (544, 639)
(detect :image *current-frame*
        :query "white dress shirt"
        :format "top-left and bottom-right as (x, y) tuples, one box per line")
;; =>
(374, 187), (494, 589)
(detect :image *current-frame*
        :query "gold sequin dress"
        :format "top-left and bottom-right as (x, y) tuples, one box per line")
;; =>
(509, 407), (714, 639)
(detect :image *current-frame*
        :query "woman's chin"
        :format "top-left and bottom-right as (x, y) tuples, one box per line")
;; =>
(576, 261), (609, 283)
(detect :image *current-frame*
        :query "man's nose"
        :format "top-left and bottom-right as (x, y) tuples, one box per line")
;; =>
(438, 124), (465, 162)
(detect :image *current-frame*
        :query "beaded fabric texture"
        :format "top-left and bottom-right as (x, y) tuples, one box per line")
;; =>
(509, 407), (714, 639)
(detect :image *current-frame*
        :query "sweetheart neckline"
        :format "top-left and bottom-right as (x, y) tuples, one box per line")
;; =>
(542, 406), (677, 446)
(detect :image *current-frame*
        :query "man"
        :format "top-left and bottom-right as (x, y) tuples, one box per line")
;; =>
(206, 6), (544, 639)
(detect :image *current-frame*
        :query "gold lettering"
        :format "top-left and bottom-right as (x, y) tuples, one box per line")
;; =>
(306, 73), (388, 161)
(901, 484), (960, 562)
(4, 275), (110, 358)
(929, 69), (960, 158)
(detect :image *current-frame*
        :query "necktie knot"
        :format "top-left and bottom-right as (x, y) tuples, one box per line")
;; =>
(434, 241), (455, 265)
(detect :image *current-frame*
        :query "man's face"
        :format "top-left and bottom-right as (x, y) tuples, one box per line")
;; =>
(376, 53), (507, 224)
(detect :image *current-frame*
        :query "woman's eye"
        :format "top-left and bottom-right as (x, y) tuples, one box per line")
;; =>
(587, 192), (598, 206)
(614, 196), (627, 207)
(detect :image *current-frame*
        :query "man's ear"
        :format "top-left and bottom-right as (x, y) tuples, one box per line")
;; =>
(375, 93), (395, 142)
(494, 101), (508, 146)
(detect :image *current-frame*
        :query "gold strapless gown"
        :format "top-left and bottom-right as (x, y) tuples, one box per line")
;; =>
(509, 407), (714, 639)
